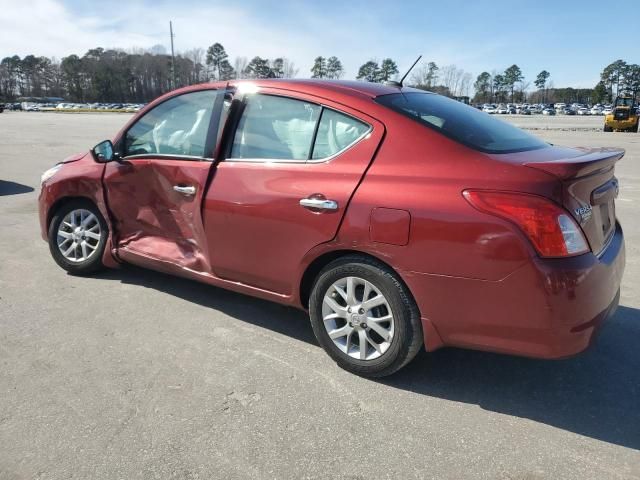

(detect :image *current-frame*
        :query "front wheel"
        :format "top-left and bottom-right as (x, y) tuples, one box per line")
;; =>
(309, 256), (423, 377)
(48, 199), (108, 275)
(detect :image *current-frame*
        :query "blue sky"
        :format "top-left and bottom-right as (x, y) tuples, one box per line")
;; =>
(1, 0), (637, 88)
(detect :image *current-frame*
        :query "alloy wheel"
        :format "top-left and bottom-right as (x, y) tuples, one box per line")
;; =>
(56, 208), (102, 263)
(322, 276), (395, 361)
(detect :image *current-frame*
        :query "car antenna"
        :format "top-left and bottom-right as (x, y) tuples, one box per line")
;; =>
(385, 55), (422, 88)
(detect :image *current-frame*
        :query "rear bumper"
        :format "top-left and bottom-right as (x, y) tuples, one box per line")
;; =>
(407, 222), (625, 358)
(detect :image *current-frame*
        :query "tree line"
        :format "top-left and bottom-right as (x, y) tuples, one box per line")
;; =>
(0, 43), (303, 103)
(472, 60), (640, 105)
(1, 42), (638, 106)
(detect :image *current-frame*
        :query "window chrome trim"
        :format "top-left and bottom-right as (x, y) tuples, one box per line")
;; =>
(121, 153), (213, 162)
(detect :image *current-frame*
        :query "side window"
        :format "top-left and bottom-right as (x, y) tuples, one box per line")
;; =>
(231, 94), (321, 160)
(125, 90), (218, 158)
(311, 109), (370, 160)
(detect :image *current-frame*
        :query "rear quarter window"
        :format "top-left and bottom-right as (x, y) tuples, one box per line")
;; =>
(375, 92), (548, 154)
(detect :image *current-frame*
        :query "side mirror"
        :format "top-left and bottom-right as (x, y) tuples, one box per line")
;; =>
(92, 140), (116, 163)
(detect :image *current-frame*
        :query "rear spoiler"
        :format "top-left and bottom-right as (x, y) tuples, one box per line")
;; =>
(525, 148), (625, 179)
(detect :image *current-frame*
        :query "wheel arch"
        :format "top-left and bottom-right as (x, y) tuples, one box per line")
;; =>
(299, 249), (419, 313)
(46, 196), (98, 231)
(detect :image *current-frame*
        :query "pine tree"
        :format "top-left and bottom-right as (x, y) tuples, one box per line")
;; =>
(244, 56), (271, 79)
(310, 56), (327, 78)
(326, 56), (344, 79)
(378, 58), (399, 82)
(206, 43), (229, 81)
(503, 64), (524, 102)
(356, 61), (380, 82)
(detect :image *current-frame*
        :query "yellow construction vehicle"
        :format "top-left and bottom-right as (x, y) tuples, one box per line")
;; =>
(604, 95), (639, 132)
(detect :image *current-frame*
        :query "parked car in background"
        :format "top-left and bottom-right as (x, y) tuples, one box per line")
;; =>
(591, 106), (603, 115)
(496, 105), (508, 114)
(38, 80), (626, 377)
(562, 106), (576, 115)
(482, 104), (497, 114)
(554, 103), (566, 110)
(602, 106), (614, 115)
(542, 107), (556, 115)
(577, 107), (590, 115)
(520, 107), (531, 115)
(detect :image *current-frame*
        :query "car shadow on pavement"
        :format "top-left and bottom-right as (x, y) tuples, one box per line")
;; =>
(382, 305), (640, 451)
(0, 180), (34, 196)
(96, 265), (318, 346)
(96, 266), (639, 450)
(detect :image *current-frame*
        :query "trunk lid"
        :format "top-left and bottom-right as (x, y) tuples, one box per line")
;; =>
(491, 146), (624, 256)
(524, 146), (624, 255)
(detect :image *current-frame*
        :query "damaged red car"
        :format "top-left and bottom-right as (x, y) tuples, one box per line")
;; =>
(38, 80), (625, 377)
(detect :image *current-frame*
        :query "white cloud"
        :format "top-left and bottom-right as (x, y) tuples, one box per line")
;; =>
(0, 0), (495, 79)
(0, 0), (152, 58)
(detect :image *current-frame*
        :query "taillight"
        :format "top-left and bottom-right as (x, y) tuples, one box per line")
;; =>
(463, 190), (590, 257)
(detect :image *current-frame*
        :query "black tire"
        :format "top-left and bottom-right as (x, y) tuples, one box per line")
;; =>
(604, 125), (613, 132)
(48, 199), (108, 275)
(309, 255), (423, 377)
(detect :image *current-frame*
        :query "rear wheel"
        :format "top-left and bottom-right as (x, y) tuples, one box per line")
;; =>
(309, 256), (423, 377)
(48, 199), (108, 275)
(604, 124), (613, 132)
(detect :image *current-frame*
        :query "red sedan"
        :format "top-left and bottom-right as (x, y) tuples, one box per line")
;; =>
(38, 80), (625, 376)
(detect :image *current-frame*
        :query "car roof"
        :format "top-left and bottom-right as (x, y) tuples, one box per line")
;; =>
(175, 78), (425, 101)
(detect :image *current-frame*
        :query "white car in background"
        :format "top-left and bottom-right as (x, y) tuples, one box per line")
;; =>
(22, 103), (40, 111)
(577, 107), (590, 115)
(602, 106), (613, 115)
(482, 105), (497, 114)
(554, 103), (566, 110)
(496, 105), (508, 114)
(590, 106), (603, 115)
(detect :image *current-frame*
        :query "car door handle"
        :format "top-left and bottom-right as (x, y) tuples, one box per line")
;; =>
(299, 197), (339, 211)
(173, 185), (196, 196)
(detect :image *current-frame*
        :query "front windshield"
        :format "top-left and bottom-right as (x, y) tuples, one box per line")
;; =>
(616, 97), (634, 107)
(376, 92), (548, 154)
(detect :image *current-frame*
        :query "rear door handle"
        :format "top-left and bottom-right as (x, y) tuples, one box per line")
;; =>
(173, 185), (196, 196)
(299, 197), (339, 211)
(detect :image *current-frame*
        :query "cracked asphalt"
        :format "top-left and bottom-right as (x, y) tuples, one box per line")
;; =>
(1, 112), (639, 479)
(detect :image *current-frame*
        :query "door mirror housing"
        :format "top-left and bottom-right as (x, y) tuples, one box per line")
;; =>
(92, 140), (116, 163)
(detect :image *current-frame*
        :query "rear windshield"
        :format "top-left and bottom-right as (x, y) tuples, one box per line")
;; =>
(376, 92), (548, 154)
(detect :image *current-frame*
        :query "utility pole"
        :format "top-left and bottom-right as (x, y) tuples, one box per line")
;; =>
(169, 21), (176, 89)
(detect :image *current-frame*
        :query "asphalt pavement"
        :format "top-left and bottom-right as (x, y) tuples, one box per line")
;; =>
(1, 112), (639, 479)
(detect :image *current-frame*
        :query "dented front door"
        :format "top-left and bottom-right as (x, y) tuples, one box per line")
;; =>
(103, 88), (226, 272)
(104, 159), (213, 271)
